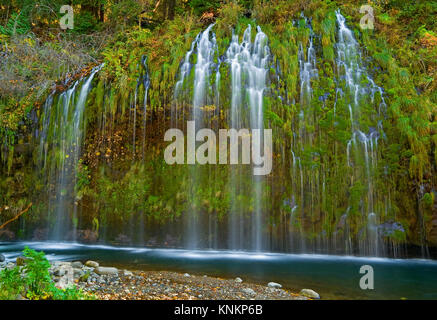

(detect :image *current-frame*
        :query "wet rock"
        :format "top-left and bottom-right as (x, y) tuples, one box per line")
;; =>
(267, 282), (282, 289)
(32, 228), (49, 241)
(184, 273), (190, 277)
(114, 234), (131, 245)
(378, 221), (405, 238)
(242, 288), (256, 296)
(67, 230), (98, 243)
(300, 289), (320, 299)
(235, 277), (243, 283)
(0, 229), (15, 241)
(72, 261), (83, 269)
(0, 253), (5, 262)
(85, 260), (99, 268)
(95, 266), (118, 276)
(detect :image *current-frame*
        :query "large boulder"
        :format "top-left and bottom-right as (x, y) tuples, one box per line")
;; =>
(0, 253), (5, 262)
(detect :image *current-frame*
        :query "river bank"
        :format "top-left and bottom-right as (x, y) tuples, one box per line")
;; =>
(0, 256), (317, 300)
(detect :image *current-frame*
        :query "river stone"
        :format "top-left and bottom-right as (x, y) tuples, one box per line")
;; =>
(300, 289), (320, 299)
(235, 277), (243, 283)
(72, 261), (83, 269)
(0, 253), (5, 262)
(73, 268), (85, 278)
(85, 260), (99, 268)
(183, 273), (190, 277)
(54, 267), (66, 276)
(95, 266), (118, 276)
(242, 288), (256, 296)
(267, 282), (282, 289)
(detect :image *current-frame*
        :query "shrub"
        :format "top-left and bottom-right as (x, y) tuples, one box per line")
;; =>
(0, 247), (93, 300)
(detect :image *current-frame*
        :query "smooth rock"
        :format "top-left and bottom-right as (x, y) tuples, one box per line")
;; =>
(54, 268), (66, 276)
(242, 288), (256, 296)
(85, 260), (99, 268)
(72, 261), (83, 269)
(184, 273), (190, 277)
(235, 277), (243, 283)
(267, 282), (282, 289)
(300, 289), (320, 299)
(73, 268), (85, 278)
(95, 266), (118, 276)
(0, 253), (5, 262)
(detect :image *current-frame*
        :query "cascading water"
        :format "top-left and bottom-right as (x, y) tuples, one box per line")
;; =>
(334, 10), (387, 256)
(23, 13), (400, 258)
(225, 25), (271, 251)
(173, 24), (220, 249)
(290, 17), (320, 252)
(37, 65), (103, 240)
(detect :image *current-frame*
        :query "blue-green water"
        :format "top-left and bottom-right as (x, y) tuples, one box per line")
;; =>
(1, 242), (437, 300)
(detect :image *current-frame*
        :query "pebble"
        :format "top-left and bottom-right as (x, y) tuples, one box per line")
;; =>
(184, 273), (190, 277)
(235, 277), (243, 283)
(85, 260), (99, 268)
(267, 282), (282, 289)
(123, 270), (133, 277)
(300, 289), (320, 299)
(242, 288), (256, 296)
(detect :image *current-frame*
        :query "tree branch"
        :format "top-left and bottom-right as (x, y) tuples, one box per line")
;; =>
(0, 202), (32, 230)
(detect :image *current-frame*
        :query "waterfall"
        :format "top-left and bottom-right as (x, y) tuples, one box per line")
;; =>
(140, 56), (151, 160)
(23, 13), (397, 257)
(335, 10), (386, 256)
(174, 24), (219, 128)
(173, 24), (219, 249)
(291, 22), (319, 252)
(37, 65), (103, 240)
(225, 25), (271, 251)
